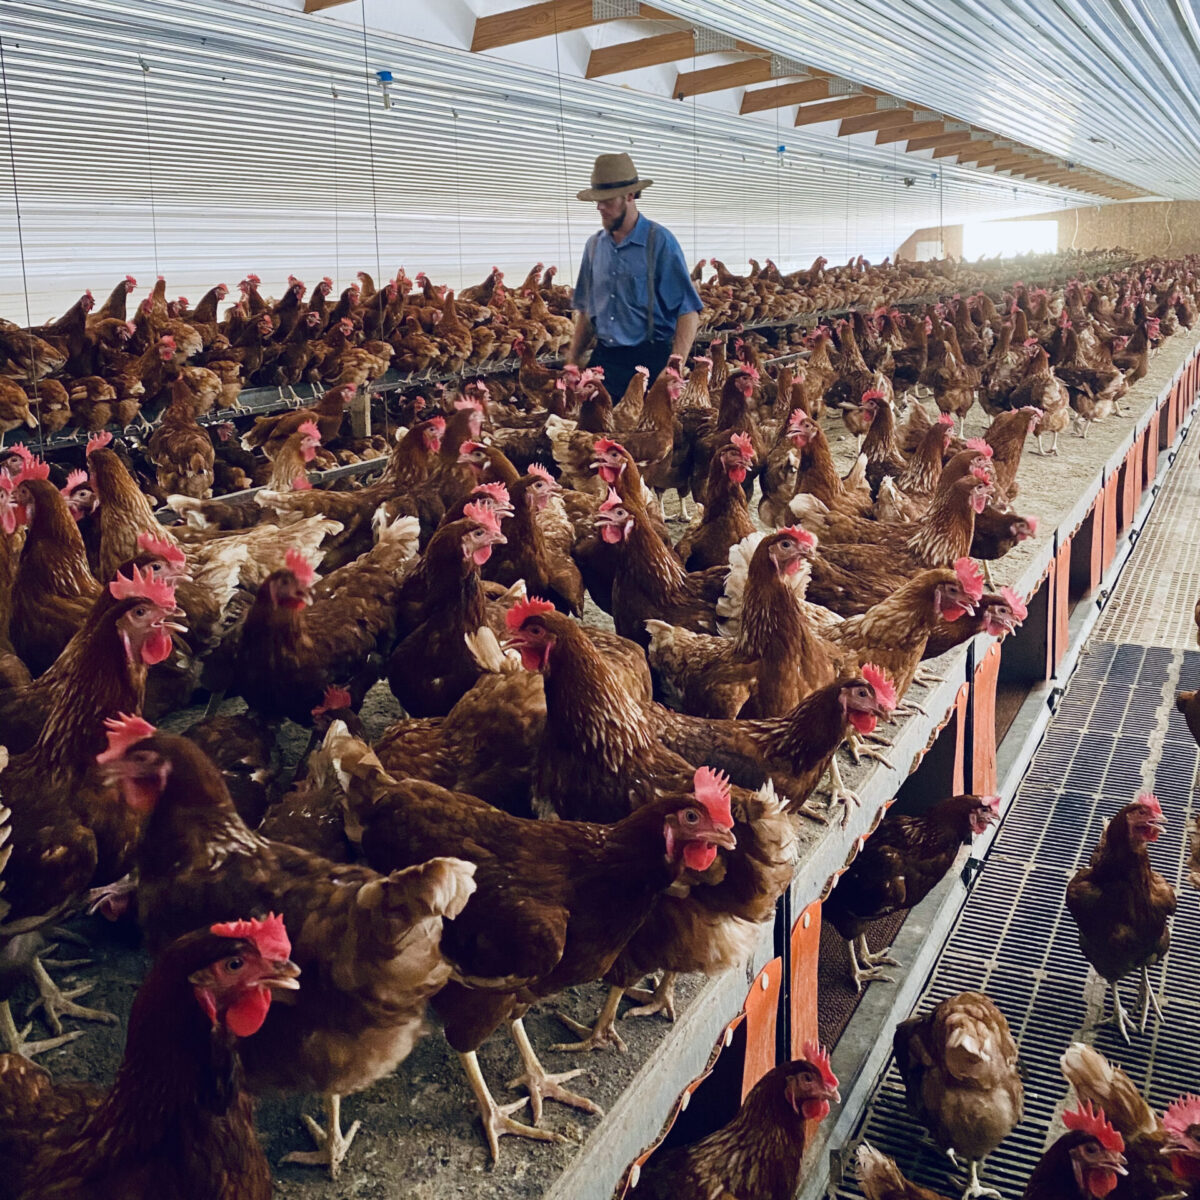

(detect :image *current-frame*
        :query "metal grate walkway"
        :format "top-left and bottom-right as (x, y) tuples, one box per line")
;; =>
(834, 441), (1200, 1199)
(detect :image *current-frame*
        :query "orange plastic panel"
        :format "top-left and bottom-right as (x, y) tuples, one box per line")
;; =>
(789, 901), (821, 1060)
(952, 682), (968, 796)
(1167, 384), (1180, 442)
(742, 957), (782, 1101)
(1054, 540), (1071, 672)
(1121, 439), (1140, 527)
(1089, 490), (1104, 591)
(1145, 414), (1159, 484)
(1102, 472), (1119, 572)
(972, 641), (1001, 794)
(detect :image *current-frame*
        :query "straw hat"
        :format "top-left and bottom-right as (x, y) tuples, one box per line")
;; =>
(576, 152), (654, 202)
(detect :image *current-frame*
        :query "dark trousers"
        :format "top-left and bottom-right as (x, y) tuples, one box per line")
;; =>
(590, 340), (673, 406)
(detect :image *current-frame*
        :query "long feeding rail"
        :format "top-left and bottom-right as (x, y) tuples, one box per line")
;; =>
(0, 251), (1141, 461)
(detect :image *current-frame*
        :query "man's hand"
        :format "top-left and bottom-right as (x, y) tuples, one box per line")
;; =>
(671, 310), (700, 361)
(567, 310), (594, 367)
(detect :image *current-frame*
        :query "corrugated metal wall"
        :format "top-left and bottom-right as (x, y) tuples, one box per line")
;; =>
(0, 0), (1091, 321)
(649, 0), (1200, 201)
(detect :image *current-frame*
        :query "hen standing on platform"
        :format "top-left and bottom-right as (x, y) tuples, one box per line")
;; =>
(568, 153), (703, 403)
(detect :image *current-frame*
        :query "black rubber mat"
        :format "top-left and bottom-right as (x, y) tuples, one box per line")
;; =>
(834, 641), (1200, 1199)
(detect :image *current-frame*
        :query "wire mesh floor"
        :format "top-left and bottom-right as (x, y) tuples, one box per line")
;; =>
(834, 441), (1200, 1198)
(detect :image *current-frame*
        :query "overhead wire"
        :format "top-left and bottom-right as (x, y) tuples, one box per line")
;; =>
(550, 5), (573, 280)
(137, 52), (160, 276)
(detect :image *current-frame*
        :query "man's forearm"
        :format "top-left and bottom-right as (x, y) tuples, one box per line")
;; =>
(671, 310), (700, 360)
(567, 311), (593, 366)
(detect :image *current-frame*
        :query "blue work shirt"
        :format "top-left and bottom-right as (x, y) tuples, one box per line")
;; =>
(573, 214), (703, 349)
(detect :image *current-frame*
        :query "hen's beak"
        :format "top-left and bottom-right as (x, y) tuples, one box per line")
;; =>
(262, 959), (302, 990)
(700, 826), (737, 851)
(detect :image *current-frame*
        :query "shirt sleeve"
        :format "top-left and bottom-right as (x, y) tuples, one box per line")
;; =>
(573, 237), (593, 315)
(655, 229), (704, 318)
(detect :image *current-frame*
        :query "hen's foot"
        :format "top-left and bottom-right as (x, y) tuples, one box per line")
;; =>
(551, 987), (627, 1053)
(623, 972), (677, 1022)
(461, 1051), (565, 1162)
(0, 999), (84, 1058)
(912, 667), (944, 688)
(28, 959), (117, 1035)
(848, 937), (899, 993)
(281, 1093), (360, 1179)
(85, 873), (137, 919)
(845, 735), (893, 769)
(508, 1017), (601, 1124)
(1137, 966), (1165, 1033)
(817, 756), (862, 829)
(960, 1160), (1001, 1200)
(1108, 981), (1134, 1043)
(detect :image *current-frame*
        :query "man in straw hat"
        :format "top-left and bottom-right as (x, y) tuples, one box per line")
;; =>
(567, 152), (703, 404)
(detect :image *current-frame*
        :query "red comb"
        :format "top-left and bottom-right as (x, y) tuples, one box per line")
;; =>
(970, 465), (993, 484)
(137, 530), (186, 566)
(426, 415), (446, 434)
(463, 500), (503, 535)
(599, 487), (623, 512)
(593, 437), (623, 456)
(459, 440), (485, 456)
(63, 469), (88, 492)
(954, 557), (985, 602)
(730, 432), (755, 460)
(861, 389), (886, 403)
(109, 563), (176, 609)
(473, 481), (510, 505)
(1135, 793), (1164, 817)
(313, 684), (352, 716)
(86, 430), (113, 456)
(1164, 1094), (1200, 1139)
(297, 420), (320, 441)
(15, 458), (50, 485)
(505, 595), (555, 631)
(1025, 516), (1039, 535)
(1063, 1101), (1124, 1155)
(96, 713), (157, 763)
(527, 462), (555, 484)
(803, 1040), (839, 1091)
(3, 442), (34, 465)
(966, 438), (994, 457)
(861, 664), (897, 712)
(999, 586), (1028, 621)
(210, 913), (291, 962)
(693, 766), (733, 828)
(284, 548), (316, 589)
(780, 525), (817, 548)
(937, 412), (955, 426)
(454, 396), (483, 411)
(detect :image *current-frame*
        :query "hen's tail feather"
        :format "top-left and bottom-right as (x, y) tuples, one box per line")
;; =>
(1060, 1042), (1158, 1137)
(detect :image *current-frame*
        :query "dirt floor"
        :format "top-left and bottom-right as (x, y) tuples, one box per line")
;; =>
(15, 322), (1199, 1199)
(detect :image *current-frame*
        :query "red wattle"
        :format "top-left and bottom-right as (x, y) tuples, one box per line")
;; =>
(473, 546), (493, 565)
(226, 986), (272, 1038)
(601, 524), (623, 544)
(848, 711), (877, 734)
(802, 1098), (831, 1122)
(599, 466), (620, 484)
(682, 842), (718, 872)
(941, 603), (966, 622)
(1088, 1169), (1119, 1198)
(729, 467), (747, 484)
(141, 628), (174, 665)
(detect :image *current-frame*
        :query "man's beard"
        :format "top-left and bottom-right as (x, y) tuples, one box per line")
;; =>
(603, 202), (627, 232)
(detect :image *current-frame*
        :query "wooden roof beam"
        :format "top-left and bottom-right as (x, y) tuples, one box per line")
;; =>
(471, 0), (670, 53)
(792, 94), (878, 126)
(740, 76), (830, 113)
(673, 58), (772, 98)
(904, 129), (974, 153)
(875, 118), (939, 145)
(837, 106), (916, 137)
(932, 138), (993, 160)
(587, 28), (761, 77)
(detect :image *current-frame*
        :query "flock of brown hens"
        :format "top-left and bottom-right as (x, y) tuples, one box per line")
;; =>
(0, 246), (1196, 1200)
